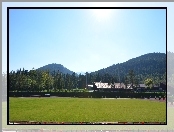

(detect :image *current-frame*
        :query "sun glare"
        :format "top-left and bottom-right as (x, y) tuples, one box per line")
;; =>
(91, 9), (113, 22)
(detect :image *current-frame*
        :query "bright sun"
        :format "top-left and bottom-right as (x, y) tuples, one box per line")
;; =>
(91, 9), (113, 22)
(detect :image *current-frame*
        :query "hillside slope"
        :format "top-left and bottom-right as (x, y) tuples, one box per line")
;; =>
(37, 63), (75, 75)
(91, 53), (166, 82)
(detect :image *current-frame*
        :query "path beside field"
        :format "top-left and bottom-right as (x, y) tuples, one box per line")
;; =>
(18, 96), (166, 102)
(102, 97), (166, 103)
(141, 98), (166, 103)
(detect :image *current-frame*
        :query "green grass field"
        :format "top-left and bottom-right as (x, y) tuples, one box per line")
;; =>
(9, 97), (166, 122)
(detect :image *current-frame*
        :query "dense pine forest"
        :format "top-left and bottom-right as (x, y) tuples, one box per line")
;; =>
(8, 52), (168, 92)
(91, 52), (166, 84)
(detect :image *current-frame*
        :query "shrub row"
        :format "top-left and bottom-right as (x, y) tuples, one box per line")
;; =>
(9, 92), (166, 98)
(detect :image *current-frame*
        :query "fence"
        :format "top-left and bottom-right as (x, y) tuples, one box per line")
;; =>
(9, 92), (166, 98)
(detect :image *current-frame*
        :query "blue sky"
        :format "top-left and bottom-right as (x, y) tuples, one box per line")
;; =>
(9, 8), (166, 73)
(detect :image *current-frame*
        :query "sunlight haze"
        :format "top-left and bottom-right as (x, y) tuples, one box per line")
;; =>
(9, 8), (166, 73)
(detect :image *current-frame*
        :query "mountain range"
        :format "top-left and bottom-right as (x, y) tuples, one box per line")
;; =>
(92, 52), (166, 75)
(36, 52), (166, 79)
(76, 71), (92, 75)
(37, 63), (75, 75)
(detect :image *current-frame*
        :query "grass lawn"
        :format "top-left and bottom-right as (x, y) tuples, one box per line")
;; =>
(9, 97), (166, 122)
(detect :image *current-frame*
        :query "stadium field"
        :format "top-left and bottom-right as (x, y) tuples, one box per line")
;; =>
(9, 97), (166, 122)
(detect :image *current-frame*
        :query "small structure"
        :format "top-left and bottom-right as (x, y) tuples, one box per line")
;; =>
(94, 82), (111, 88)
(87, 85), (93, 90)
(87, 81), (166, 93)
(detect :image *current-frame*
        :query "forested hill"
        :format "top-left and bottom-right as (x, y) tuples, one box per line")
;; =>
(8, 52), (168, 92)
(91, 53), (166, 82)
(37, 63), (75, 75)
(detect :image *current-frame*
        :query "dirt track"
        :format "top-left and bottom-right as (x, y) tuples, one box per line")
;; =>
(140, 98), (166, 103)
(17, 96), (166, 102)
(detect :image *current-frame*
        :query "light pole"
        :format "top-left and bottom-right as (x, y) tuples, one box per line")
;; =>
(86, 72), (87, 89)
(118, 64), (121, 88)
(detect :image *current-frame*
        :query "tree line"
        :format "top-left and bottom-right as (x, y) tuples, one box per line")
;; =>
(9, 67), (166, 92)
